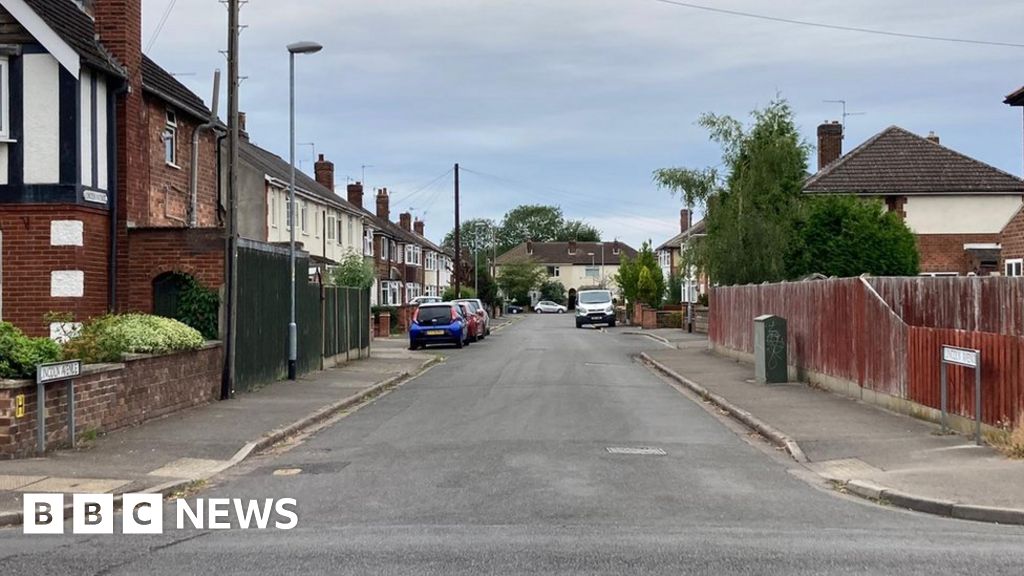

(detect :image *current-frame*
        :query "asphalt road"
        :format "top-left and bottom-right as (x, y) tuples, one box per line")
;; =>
(4, 314), (1024, 575)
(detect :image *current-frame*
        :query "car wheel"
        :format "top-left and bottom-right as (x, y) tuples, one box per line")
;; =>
(456, 336), (465, 349)
(558, 309), (565, 314)
(609, 320), (616, 328)
(575, 320), (583, 329)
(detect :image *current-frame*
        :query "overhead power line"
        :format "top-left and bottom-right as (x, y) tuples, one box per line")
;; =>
(145, 0), (178, 53)
(652, 0), (1024, 49)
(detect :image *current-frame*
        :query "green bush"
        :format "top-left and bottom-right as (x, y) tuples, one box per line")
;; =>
(442, 286), (477, 301)
(371, 306), (400, 333)
(174, 274), (220, 340)
(63, 314), (205, 364)
(0, 322), (62, 379)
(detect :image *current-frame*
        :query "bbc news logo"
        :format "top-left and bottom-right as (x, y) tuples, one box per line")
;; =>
(23, 494), (298, 534)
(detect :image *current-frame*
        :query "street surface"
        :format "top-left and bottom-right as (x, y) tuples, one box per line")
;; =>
(3, 314), (1024, 575)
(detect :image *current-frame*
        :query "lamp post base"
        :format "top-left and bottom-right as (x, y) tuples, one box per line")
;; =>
(288, 360), (297, 381)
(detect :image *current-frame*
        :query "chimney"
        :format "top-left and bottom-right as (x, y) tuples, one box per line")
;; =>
(526, 240), (534, 255)
(399, 212), (412, 231)
(414, 219), (425, 236)
(817, 121), (843, 171)
(680, 209), (691, 233)
(375, 188), (390, 220)
(568, 240), (577, 255)
(926, 131), (940, 144)
(314, 153), (334, 191)
(94, 1), (142, 76)
(347, 182), (364, 209)
(612, 240), (621, 255)
(238, 112), (249, 142)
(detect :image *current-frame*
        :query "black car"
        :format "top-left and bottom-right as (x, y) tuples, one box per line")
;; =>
(506, 304), (524, 314)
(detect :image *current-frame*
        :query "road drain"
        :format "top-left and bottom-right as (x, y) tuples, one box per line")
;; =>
(606, 447), (667, 456)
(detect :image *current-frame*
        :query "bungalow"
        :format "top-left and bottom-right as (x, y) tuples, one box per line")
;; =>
(804, 122), (1024, 276)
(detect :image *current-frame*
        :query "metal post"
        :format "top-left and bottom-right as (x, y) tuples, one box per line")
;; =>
(453, 163), (461, 299)
(288, 50), (298, 381)
(225, 0), (240, 400)
(474, 237), (478, 294)
(940, 361), (948, 434)
(975, 351), (982, 446)
(36, 381), (45, 455)
(66, 379), (75, 449)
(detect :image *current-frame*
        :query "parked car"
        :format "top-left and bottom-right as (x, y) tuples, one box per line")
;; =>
(455, 298), (490, 337)
(410, 296), (443, 306)
(534, 300), (567, 314)
(575, 289), (616, 328)
(456, 301), (482, 343)
(506, 304), (524, 314)
(409, 303), (469, 349)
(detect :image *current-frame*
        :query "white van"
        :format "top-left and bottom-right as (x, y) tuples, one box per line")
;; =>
(575, 290), (616, 328)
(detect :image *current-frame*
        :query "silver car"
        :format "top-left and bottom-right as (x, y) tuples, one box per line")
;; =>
(534, 301), (567, 314)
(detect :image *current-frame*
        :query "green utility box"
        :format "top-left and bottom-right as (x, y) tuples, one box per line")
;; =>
(754, 314), (788, 384)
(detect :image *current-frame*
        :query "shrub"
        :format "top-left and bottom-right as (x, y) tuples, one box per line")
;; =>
(371, 306), (399, 333)
(0, 322), (62, 379)
(63, 314), (205, 364)
(174, 274), (220, 340)
(442, 286), (477, 301)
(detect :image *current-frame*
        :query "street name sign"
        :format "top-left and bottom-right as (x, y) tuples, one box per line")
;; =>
(36, 360), (82, 384)
(942, 346), (979, 368)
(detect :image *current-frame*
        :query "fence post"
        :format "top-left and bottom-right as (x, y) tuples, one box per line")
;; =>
(358, 289), (364, 359)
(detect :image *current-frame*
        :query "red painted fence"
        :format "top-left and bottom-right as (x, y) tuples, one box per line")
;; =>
(710, 277), (1024, 426)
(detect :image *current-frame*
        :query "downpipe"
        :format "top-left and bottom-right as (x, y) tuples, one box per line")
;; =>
(190, 70), (222, 228)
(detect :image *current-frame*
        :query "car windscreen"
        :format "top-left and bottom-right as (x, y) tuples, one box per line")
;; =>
(578, 292), (612, 304)
(416, 306), (452, 324)
(458, 300), (480, 312)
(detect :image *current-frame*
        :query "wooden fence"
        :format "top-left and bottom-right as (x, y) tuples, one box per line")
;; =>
(710, 277), (1024, 427)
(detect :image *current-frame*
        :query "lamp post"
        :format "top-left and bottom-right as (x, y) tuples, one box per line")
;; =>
(287, 41), (323, 381)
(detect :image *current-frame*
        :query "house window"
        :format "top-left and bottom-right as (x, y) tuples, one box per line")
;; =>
(163, 110), (177, 166)
(327, 214), (336, 240)
(285, 196), (292, 230)
(300, 201), (309, 233)
(270, 191), (277, 228)
(337, 217), (343, 245)
(547, 266), (560, 277)
(315, 210), (321, 238)
(585, 266), (599, 278)
(425, 251), (437, 271)
(406, 282), (421, 303)
(381, 281), (402, 306)
(398, 244), (405, 264)
(1006, 259), (1023, 277)
(390, 241), (398, 262)
(0, 57), (9, 140)
(380, 238), (389, 261)
(365, 229), (374, 256)
(658, 251), (671, 268)
(347, 215), (355, 246)
(406, 245), (421, 266)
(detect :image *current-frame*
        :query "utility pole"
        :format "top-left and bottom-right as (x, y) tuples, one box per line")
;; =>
(223, 0), (240, 400)
(474, 236), (479, 294)
(453, 163), (461, 298)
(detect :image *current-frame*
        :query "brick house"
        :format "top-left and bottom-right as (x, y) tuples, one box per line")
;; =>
(656, 210), (708, 302)
(237, 142), (366, 275)
(0, 0), (223, 336)
(804, 123), (1024, 276)
(999, 86), (1024, 276)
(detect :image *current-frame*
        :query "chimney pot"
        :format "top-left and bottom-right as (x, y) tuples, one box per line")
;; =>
(375, 188), (390, 220)
(817, 121), (844, 171)
(926, 131), (940, 144)
(347, 182), (364, 209)
(414, 219), (425, 236)
(399, 212), (412, 231)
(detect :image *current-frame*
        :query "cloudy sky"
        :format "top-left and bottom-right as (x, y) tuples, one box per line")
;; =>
(143, 0), (1024, 249)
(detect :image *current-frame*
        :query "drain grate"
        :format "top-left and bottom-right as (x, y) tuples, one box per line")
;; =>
(606, 447), (667, 456)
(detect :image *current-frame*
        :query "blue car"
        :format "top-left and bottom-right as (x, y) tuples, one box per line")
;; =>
(409, 303), (469, 350)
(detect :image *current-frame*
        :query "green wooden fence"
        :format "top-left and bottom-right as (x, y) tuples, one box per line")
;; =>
(234, 239), (369, 392)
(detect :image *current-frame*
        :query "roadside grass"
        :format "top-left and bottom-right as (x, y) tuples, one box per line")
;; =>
(985, 414), (1024, 458)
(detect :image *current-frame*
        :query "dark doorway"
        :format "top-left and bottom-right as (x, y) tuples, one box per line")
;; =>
(153, 272), (187, 318)
(568, 288), (578, 310)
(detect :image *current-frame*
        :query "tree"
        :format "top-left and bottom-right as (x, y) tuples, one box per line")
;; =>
(613, 241), (665, 310)
(442, 286), (477, 301)
(539, 280), (567, 304)
(557, 220), (601, 242)
(497, 257), (546, 305)
(655, 99), (810, 286)
(442, 218), (498, 260)
(788, 196), (919, 278)
(473, 261), (500, 306)
(666, 270), (683, 306)
(495, 205), (566, 254)
(331, 250), (375, 289)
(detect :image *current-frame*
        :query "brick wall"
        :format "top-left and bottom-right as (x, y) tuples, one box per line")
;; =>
(144, 95), (220, 228)
(124, 228), (224, 314)
(0, 205), (110, 336)
(0, 344), (222, 459)
(917, 233), (1000, 274)
(1001, 207), (1024, 266)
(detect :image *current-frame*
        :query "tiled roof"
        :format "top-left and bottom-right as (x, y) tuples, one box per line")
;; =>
(25, 0), (123, 75)
(1007, 86), (1024, 106)
(239, 140), (364, 216)
(141, 55), (210, 120)
(656, 220), (706, 251)
(496, 241), (637, 265)
(804, 126), (1024, 196)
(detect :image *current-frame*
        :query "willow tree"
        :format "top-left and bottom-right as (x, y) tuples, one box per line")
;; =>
(655, 99), (810, 286)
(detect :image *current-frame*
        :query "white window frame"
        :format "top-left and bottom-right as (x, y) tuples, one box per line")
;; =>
(347, 215), (355, 246)
(406, 245), (421, 266)
(300, 201), (309, 234)
(163, 109), (178, 167)
(584, 266), (599, 278)
(1006, 258), (1023, 277)
(269, 191), (277, 228)
(0, 57), (9, 140)
(547, 265), (560, 277)
(365, 229), (375, 256)
(327, 214), (336, 241)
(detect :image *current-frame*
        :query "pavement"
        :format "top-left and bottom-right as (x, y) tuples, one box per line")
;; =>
(0, 337), (439, 526)
(641, 337), (1024, 522)
(4, 314), (1024, 575)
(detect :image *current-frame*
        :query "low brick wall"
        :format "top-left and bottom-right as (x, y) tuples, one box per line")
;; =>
(0, 343), (223, 459)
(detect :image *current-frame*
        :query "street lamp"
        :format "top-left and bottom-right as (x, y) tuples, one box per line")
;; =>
(287, 40), (322, 381)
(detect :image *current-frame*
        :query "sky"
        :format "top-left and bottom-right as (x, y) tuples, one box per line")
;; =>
(142, 0), (1024, 249)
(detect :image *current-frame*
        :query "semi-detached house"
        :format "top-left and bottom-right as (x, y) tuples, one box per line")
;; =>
(0, 0), (224, 336)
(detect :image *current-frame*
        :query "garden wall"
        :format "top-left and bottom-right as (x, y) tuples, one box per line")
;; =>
(0, 344), (222, 458)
